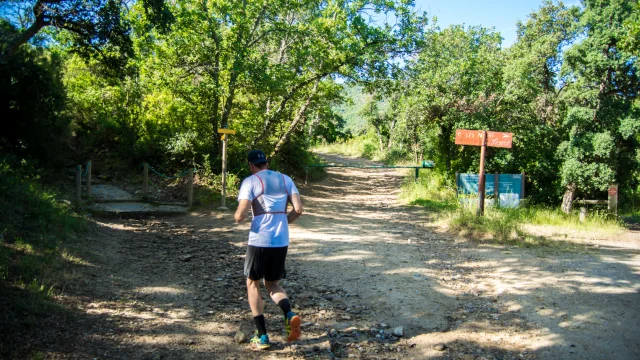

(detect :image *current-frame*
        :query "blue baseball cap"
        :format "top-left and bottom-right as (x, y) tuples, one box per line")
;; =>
(248, 149), (268, 165)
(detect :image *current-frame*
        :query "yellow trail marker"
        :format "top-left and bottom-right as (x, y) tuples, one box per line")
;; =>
(217, 128), (236, 135)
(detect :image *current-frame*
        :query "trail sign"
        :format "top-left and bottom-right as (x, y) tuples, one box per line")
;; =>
(455, 130), (484, 146)
(454, 129), (515, 216)
(486, 131), (513, 148)
(218, 128), (236, 209)
(608, 184), (618, 216)
(455, 130), (513, 148)
(217, 128), (237, 135)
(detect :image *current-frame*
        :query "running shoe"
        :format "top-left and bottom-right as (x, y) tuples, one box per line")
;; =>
(250, 331), (270, 350)
(284, 311), (301, 342)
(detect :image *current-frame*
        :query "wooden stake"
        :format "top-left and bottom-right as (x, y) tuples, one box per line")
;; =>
(219, 135), (228, 209)
(477, 130), (487, 217)
(87, 160), (92, 200)
(521, 172), (526, 201)
(143, 163), (148, 200)
(75, 165), (81, 209)
(608, 184), (618, 217)
(494, 171), (499, 208)
(187, 168), (194, 209)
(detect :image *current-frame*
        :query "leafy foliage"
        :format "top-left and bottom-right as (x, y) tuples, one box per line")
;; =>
(0, 0), (638, 213)
(0, 27), (69, 166)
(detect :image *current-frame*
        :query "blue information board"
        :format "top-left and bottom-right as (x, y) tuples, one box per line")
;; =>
(457, 173), (524, 207)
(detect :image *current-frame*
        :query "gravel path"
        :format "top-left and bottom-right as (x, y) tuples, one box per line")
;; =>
(4, 153), (639, 359)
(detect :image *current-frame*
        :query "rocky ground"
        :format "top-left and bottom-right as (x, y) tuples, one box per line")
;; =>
(2, 154), (639, 359)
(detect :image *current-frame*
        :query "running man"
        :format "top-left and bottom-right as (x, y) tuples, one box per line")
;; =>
(234, 149), (304, 350)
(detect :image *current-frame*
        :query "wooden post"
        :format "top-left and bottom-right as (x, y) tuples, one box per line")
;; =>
(305, 167), (309, 185)
(521, 172), (526, 201)
(608, 184), (618, 217)
(494, 172), (499, 208)
(142, 163), (148, 200)
(455, 171), (459, 199)
(75, 165), (81, 209)
(187, 168), (194, 209)
(579, 207), (587, 222)
(219, 134), (228, 209)
(415, 167), (419, 182)
(86, 160), (92, 200)
(477, 130), (487, 217)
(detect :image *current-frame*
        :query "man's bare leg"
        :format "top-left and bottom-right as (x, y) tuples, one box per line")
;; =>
(246, 278), (271, 349)
(247, 278), (264, 316)
(264, 280), (288, 304)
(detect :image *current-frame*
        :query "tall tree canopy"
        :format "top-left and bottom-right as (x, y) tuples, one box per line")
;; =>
(1, 0), (638, 211)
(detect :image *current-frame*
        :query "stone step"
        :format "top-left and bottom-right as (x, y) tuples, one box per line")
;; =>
(90, 185), (137, 201)
(85, 202), (188, 217)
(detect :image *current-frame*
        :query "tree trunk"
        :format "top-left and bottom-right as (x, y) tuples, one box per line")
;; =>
(308, 113), (320, 137)
(271, 79), (319, 157)
(220, 25), (245, 129)
(374, 125), (384, 152)
(220, 70), (239, 129)
(413, 125), (418, 163)
(210, 32), (221, 137)
(561, 182), (576, 214)
(387, 117), (396, 150)
(254, 72), (329, 144)
(441, 124), (453, 171)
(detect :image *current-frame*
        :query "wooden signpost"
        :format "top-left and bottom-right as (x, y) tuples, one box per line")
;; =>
(608, 184), (618, 217)
(218, 128), (237, 210)
(455, 129), (514, 216)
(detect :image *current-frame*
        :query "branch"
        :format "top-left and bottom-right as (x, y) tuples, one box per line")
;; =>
(271, 78), (320, 157)
(1, 7), (50, 61)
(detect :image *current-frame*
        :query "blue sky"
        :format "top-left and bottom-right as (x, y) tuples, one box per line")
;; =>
(413, 0), (581, 47)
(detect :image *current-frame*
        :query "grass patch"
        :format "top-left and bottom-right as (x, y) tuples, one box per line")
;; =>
(400, 169), (625, 246)
(445, 205), (622, 249)
(0, 159), (87, 319)
(400, 170), (457, 212)
(312, 135), (382, 160)
(622, 210), (640, 224)
(194, 170), (241, 208)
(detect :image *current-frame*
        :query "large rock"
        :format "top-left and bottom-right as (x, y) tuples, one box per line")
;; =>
(233, 331), (247, 343)
(393, 326), (404, 337)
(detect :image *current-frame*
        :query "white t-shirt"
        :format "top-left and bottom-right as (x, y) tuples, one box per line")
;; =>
(238, 170), (299, 247)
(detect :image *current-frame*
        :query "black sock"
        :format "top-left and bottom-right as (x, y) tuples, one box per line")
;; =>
(277, 298), (292, 316)
(253, 315), (267, 336)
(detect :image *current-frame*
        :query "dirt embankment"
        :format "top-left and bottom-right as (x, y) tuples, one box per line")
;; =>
(2, 153), (639, 359)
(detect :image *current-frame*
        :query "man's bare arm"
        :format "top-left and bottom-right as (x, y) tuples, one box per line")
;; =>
(287, 193), (303, 224)
(234, 199), (252, 222)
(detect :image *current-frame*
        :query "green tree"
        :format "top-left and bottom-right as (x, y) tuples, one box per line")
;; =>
(559, 0), (639, 212)
(404, 25), (504, 171)
(500, 0), (579, 203)
(136, 0), (426, 167)
(0, 0), (172, 67)
(0, 38), (67, 164)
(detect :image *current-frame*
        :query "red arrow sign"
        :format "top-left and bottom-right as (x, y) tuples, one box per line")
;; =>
(455, 130), (513, 148)
(486, 131), (513, 148)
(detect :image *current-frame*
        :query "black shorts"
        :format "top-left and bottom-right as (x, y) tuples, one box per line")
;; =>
(244, 245), (288, 281)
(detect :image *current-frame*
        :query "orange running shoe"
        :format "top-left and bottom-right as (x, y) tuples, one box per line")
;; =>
(284, 311), (301, 342)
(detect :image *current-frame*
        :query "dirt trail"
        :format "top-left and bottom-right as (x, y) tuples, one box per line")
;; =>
(5, 153), (640, 359)
(293, 154), (640, 359)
